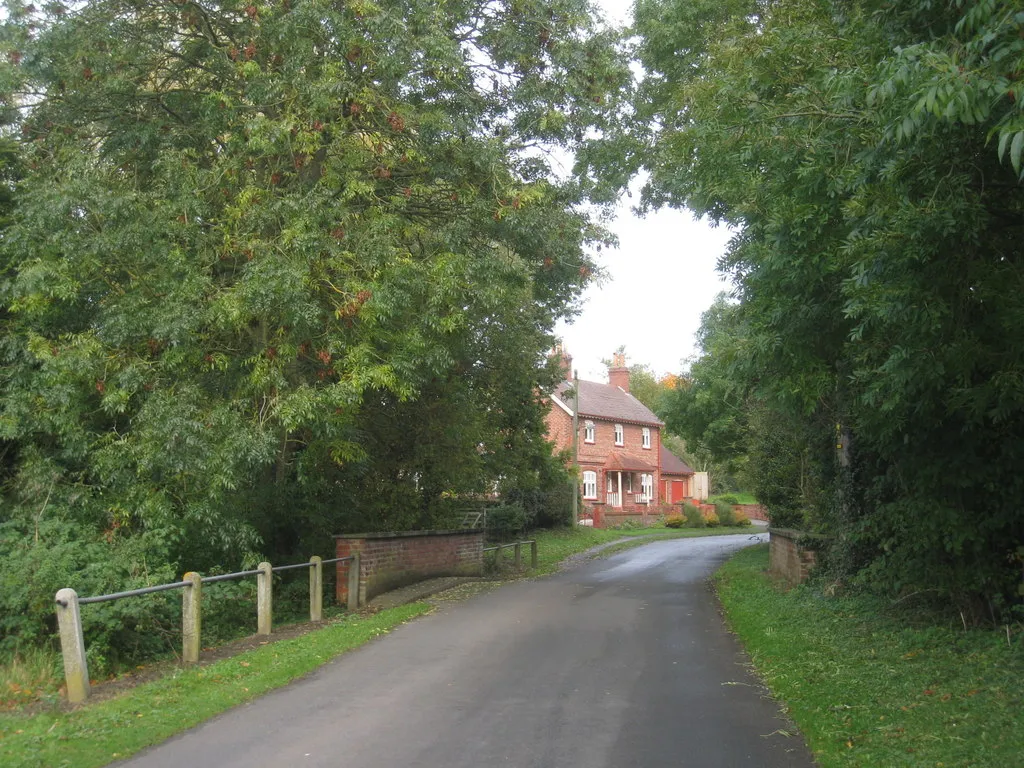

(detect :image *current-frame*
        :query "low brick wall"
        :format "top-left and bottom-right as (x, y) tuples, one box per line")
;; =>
(735, 503), (768, 522)
(334, 530), (484, 606)
(768, 528), (827, 586)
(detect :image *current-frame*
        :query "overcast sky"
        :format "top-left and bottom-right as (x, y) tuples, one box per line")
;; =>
(553, 0), (735, 383)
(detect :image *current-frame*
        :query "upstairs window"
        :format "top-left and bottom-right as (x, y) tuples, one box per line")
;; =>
(582, 471), (597, 499)
(642, 427), (651, 449)
(584, 420), (595, 444)
(614, 423), (624, 446)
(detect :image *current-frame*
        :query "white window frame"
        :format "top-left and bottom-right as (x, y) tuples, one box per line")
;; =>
(626, 474), (633, 494)
(641, 427), (651, 449)
(614, 423), (624, 446)
(584, 420), (595, 444)
(582, 471), (597, 500)
(640, 473), (653, 502)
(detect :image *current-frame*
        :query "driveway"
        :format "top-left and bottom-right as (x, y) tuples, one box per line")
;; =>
(118, 534), (815, 767)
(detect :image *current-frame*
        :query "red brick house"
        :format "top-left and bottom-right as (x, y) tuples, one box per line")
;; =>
(545, 350), (692, 526)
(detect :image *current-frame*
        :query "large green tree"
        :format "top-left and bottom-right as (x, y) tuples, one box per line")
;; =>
(632, 0), (1024, 612)
(0, 0), (627, 653)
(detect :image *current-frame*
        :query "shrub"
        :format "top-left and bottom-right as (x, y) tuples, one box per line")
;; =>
(712, 493), (740, 505)
(664, 515), (686, 529)
(733, 510), (752, 526)
(682, 502), (705, 528)
(714, 501), (737, 526)
(486, 503), (527, 540)
(703, 510), (721, 527)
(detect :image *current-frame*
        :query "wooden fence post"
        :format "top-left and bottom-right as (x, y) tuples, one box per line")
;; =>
(514, 542), (522, 569)
(531, 540), (538, 569)
(55, 588), (90, 704)
(347, 552), (361, 610)
(257, 562), (272, 635)
(182, 572), (202, 664)
(309, 556), (323, 622)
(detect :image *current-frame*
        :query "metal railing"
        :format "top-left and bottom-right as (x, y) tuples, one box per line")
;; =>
(482, 539), (538, 570)
(55, 552), (360, 705)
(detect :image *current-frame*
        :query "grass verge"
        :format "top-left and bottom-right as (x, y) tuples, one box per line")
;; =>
(715, 545), (1024, 767)
(0, 603), (429, 768)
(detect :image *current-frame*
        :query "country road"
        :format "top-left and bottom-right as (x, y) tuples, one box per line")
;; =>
(118, 534), (816, 768)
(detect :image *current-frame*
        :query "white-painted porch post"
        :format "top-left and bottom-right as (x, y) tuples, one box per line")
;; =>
(617, 472), (623, 508)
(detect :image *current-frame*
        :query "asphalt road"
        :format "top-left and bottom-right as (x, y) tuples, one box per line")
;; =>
(119, 534), (816, 768)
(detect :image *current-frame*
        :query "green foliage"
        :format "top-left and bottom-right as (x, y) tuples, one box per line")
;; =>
(486, 504), (528, 541)
(631, 0), (1024, 613)
(0, 0), (628, 663)
(682, 502), (705, 529)
(713, 501), (736, 527)
(658, 296), (750, 489)
(664, 514), (685, 529)
(711, 493), (740, 506)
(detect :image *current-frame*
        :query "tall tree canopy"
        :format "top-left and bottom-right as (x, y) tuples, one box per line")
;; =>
(0, 0), (628, 652)
(631, 0), (1024, 612)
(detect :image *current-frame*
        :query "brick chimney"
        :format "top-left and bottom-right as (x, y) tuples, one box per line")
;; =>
(553, 343), (573, 382)
(608, 351), (629, 392)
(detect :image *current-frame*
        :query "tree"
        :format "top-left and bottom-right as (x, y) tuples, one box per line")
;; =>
(632, 0), (1024, 613)
(0, 0), (629, 657)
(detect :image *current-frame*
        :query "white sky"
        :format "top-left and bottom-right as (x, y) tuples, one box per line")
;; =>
(553, 0), (735, 382)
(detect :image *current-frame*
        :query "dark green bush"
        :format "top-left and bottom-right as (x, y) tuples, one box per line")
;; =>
(486, 503), (527, 540)
(712, 493), (741, 505)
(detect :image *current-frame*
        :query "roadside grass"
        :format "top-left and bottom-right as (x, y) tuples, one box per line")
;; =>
(0, 603), (429, 768)
(0, 647), (62, 711)
(715, 545), (1024, 767)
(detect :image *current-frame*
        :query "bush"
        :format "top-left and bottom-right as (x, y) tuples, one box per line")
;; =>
(715, 501), (737, 526)
(504, 484), (575, 529)
(711, 493), (741, 505)
(733, 510), (752, 526)
(682, 502), (705, 528)
(486, 503), (527, 540)
(664, 515), (686, 529)
(703, 510), (721, 527)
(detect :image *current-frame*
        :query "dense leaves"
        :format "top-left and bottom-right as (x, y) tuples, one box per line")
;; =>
(635, 0), (1024, 614)
(0, 0), (627, 661)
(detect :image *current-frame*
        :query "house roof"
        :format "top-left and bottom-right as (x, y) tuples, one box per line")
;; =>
(604, 453), (657, 472)
(552, 379), (663, 427)
(660, 445), (695, 476)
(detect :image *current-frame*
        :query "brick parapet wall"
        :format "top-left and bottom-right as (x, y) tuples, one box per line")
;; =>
(735, 503), (768, 522)
(768, 528), (827, 586)
(334, 530), (484, 605)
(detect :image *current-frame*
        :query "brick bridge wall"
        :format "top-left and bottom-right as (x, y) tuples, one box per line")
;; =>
(768, 528), (827, 586)
(334, 530), (484, 606)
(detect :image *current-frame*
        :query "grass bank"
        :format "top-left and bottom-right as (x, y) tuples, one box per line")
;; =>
(715, 545), (1024, 767)
(0, 604), (428, 768)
